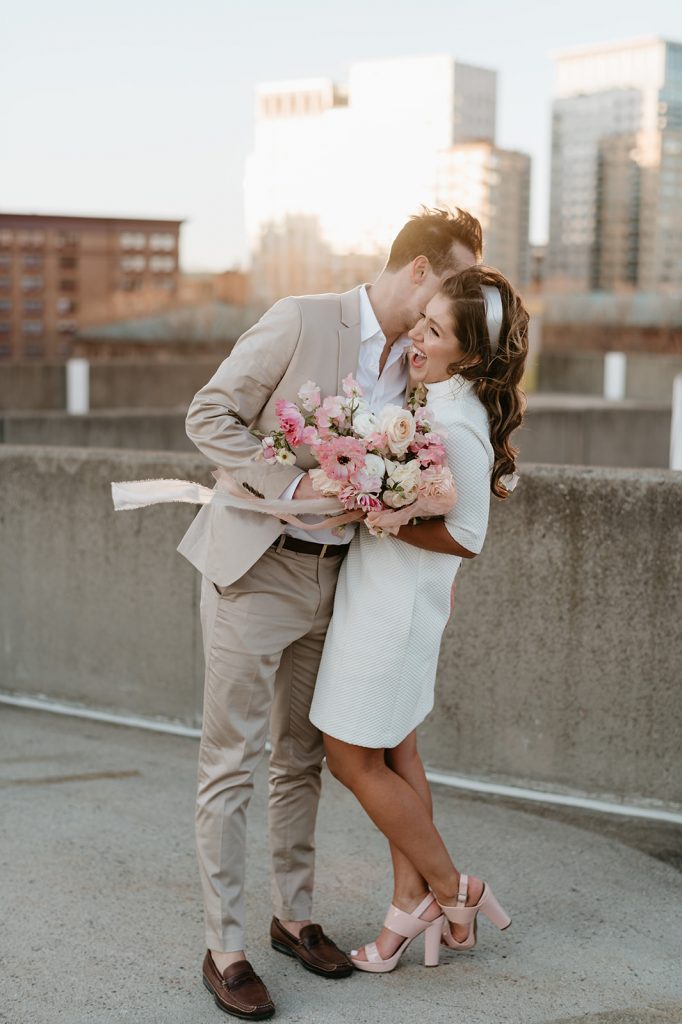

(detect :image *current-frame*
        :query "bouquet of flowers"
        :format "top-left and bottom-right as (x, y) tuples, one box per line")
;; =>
(258, 374), (457, 536)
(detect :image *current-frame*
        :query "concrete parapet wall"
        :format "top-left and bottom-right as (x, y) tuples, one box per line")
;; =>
(0, 360), (222, 412)
(1, 398), (673, 470)
(538, 351), (682, 401)
(0, 447), (680, 807)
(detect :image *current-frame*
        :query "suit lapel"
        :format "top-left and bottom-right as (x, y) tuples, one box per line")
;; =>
(336, 287), (363, 393)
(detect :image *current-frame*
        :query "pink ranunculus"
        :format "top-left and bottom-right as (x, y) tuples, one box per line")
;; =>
(317, 435), (367, 482)
(275, 399), (306, 446)
(261, 444), (277, 463)
(417, 466), (457, 515)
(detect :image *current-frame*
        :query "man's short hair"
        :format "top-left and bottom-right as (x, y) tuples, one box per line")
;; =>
(386, 206), (483, 274)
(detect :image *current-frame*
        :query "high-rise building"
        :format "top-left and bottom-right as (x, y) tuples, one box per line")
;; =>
(246, 55), (530, 304)
(0, 213), (183, 362)
(436, 143), (531, 287)
(548, 36), (682, 290)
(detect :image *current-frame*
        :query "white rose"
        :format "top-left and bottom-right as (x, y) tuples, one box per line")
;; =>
(384, 459), (421, 506)
(377, 405), (416, 456)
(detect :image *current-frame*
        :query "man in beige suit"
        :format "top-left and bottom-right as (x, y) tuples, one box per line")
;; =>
(179, 207), (482, 1019)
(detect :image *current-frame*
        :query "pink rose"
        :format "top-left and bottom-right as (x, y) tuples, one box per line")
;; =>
(417, 466), (457, 515)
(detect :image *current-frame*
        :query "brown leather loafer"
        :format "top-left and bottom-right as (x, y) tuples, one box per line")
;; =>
(270, 917), (354, 978)
(202, 951), (275, 1020)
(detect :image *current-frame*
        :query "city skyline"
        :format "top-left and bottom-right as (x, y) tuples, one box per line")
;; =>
(2, 1), (681, 271)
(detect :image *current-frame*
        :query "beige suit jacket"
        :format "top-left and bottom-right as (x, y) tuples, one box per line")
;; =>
(177, 287), (364, 586)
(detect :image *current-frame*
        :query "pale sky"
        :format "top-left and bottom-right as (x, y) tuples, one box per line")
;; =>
(2, 0), (680, 271)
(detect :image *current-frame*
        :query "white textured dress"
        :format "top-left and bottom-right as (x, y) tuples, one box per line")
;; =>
(309, 375), (494, 749)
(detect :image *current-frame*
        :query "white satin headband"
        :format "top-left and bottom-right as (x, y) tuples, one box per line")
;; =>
(481, 285), (503, 355)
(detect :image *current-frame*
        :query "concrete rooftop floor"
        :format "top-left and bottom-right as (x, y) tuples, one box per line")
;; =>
(1, 706), (681, 1024)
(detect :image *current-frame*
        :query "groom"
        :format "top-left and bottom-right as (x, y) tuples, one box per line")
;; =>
(179, 207), (482, 1019)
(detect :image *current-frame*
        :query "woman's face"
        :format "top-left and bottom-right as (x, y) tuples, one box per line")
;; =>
(407, 292), (465, 384)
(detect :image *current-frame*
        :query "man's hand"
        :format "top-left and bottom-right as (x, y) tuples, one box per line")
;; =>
(292, 473), (318, 500)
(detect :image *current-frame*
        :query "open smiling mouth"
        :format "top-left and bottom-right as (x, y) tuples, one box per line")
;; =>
(410, 346), (427, 368)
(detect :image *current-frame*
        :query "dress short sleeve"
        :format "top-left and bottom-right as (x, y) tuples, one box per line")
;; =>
(442, 420), (492, 555)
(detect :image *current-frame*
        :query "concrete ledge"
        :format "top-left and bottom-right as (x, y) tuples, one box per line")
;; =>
(0, 446), (680, 806)
(2, 397), (673, 469)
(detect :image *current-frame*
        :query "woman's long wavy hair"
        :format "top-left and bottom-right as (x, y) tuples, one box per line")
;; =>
(439, 266), (529, 499)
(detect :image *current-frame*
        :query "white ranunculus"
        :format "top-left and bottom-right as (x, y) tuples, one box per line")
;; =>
(377, 405), (416, 456)
(353, 405), (378, 438)
(363, 453), (386, 480)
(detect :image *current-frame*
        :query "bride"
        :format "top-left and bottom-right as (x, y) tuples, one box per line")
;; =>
(309, 264), (529, 972)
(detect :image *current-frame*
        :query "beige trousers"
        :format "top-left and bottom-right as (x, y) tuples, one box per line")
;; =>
(196, 542), (345, 952)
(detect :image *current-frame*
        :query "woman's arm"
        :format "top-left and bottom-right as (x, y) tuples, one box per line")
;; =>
(397, 418), (491, 558)
(397, 519), (477, 557)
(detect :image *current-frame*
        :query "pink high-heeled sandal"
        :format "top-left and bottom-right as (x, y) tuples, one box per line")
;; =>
(350, 892), (445, 973)
(440, 873), (511, 951)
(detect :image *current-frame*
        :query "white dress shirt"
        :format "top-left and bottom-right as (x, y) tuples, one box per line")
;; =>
(280, 285), (411, 544)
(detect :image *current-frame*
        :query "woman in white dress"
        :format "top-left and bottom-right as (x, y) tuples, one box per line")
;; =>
(309, 265), (529, 972)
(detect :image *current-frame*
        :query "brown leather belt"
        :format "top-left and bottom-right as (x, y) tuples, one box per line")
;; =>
(271, 535), (350, 559)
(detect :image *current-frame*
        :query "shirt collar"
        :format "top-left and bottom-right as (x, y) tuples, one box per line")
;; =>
(359, 285), (384, 343)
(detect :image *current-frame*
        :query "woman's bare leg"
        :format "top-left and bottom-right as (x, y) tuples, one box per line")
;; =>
(324, 734), (483, 949)
(352, 732), (440, 960)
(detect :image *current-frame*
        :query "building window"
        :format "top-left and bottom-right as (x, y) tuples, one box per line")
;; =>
(56, 232), (79, 248)
(57, 297), (77, 315)
(120, 254), (146, 272)
(0, 322), (11, 334)
(149, 233), (175, 251)
(24, 341), (44, 358)
(57, 320), (78, 335)
(59, 279), (77, 292)
(23, 254), (44, 269)
(0, 341), (12, 360)
(120, 232), (146, 250)
(0, 299), (11, 312)
(120, 277), (143, 291)
(23, 320), (44, 335)
(18, 231), (45, 248)
(0, 230), (13, 248)
(21, 275), (43, 292)
(0, 254), (11, 268)
(149, 254), (175, 272)
(59, 255), (77, 270)
(155, 276), (176, 290)
(0, 275), (10, 290)
(24, 299), (43, 313)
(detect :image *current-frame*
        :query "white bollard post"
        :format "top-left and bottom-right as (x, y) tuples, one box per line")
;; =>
(66, 358), (90, 415)
(670, 373), (682, 471)
(604, 351), (626, 400)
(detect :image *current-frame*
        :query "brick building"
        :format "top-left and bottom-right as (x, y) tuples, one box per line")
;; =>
(0, 213), (183, 362)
